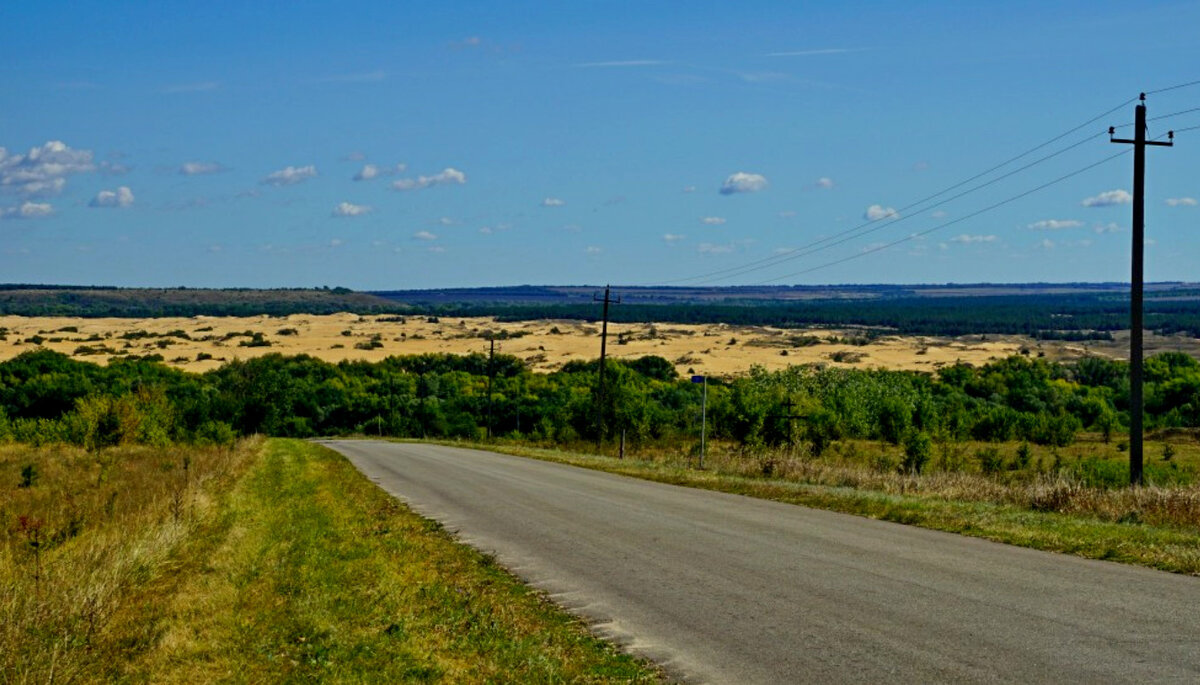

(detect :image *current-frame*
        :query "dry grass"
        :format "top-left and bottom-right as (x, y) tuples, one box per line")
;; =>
(0, 439), (260, 683)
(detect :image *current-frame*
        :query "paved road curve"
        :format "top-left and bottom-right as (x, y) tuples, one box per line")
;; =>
(320, 440), (1200, 684)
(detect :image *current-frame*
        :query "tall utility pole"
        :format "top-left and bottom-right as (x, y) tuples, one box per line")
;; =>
(1110, 93), (1173, 486)
(593, 285), (622, 445)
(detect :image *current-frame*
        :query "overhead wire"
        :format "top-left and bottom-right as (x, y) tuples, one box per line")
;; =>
(657, 79), (1197, 287)
(687, 131), (1108, 285)
(657, 96), (1137, 286)
(759, 148), (1134, 283)
(761, 126), (1183, 283)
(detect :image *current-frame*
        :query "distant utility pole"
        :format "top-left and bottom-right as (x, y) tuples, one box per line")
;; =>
(768, 398), (805, 448)
(1110, 93), (1173, 486)
(594, 285), (622, 446)
(691, 374), (707, 468)
(486, 338), (496, 439)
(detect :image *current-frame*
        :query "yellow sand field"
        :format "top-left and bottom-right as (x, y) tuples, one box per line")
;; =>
(0, 313), (1131, 376)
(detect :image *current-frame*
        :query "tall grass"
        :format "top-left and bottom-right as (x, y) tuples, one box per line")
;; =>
(0, 439), (259, 682)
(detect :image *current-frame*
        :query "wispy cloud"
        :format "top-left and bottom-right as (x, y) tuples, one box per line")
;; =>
(1094, 222), (1121, 234)
(719, 172), (768, 195)
(815, 177), (835, 190)
(392, 168), (466, 191)
(767, 48), (864, 57)
(864, 204), (898, 221)
(1166, 197), (1198, 207)
(1027, 219), (1082, 230)
(1081, 189), (1131, 207)
(698, 242), (735, 254)
(162, 81), (220, 94)
(332, 202), (371, 217)
(89, 186), (134, 208)
(541, 197), (565, 207)
(179, 161), (224, 175)
(314, 70), (386, 84)
(585, 246), (603, 254)
(0, 201), (53, 220)
(700, 216), (726, 225)
(413, 230), (438, 241)
(663, 233), (686, 243)
(950, 234), (996, 244)
(575, 60), (666, 68)
(261, 165), (317, 186)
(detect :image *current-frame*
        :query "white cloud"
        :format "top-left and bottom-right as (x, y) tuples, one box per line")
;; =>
(1093, 222), (1121, 234)
(179, 161), (223, 175)
(720, 172), (768, 195)
(663, 233), (686, 243)
(0, 201), (54, 219)
(436, 216), (455, 226)
(541, 197), (565, 207)
(864, 204), (898, 221)
(698, 242), (735, 254)
(479, 226), (493, 235)
(428, 245), (447, 253)
(88, 186), (134, 208)
(392, 167), (466, 191)
(950, 234), (996, 244)
(1166, 197), (1198, 207)
(682, 186), (696, 193)
(0, 141), (95, 197)
(353, 163), (405, 181)
(815, 177), (835, 190)
(332, 202), (371, 217)
(1027, 219), (1083, 230)
(413, 230), (438, 241)
(329, 238), (344, 248)
(585, 246), (603, 254)
(1037, 239), (1056, 250)
(261, 165), (317, 186)
(1081, 189), (1131, 207)
(700, 216), (726, 225)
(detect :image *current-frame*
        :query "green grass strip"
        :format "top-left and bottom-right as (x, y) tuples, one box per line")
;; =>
(118, 438), (659, 683)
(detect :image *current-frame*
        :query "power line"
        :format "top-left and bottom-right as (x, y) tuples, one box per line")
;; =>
(1112, 105), (1200, 128)
(1147, 78), (1200, 95)
(686, 130), (1107, 285)
(658, 97), (1136, 286)
(759, 148), (1133, 283)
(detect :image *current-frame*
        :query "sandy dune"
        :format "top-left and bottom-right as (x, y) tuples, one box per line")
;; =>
(0, 313), (1137, 377)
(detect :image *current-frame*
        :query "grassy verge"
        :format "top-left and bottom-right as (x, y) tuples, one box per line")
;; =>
(438, 440), (1200, 576)
(2, 439), (659, 682)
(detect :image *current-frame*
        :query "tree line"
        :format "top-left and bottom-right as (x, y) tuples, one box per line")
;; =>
(3, 349), (1200, 458)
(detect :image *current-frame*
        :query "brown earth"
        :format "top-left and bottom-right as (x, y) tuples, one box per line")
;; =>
(4, 314), (1191, 377)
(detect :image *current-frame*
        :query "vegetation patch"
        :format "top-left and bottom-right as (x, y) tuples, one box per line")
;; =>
(0, 439), (658, 682)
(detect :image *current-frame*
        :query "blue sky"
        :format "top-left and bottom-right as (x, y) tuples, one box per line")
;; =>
(2, 1), (1198, 289)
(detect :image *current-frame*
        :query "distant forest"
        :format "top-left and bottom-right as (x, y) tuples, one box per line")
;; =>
(3, 283), (1200, 339)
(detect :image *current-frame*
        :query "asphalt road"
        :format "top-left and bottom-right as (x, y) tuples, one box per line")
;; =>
(319, 440), (1200, 684)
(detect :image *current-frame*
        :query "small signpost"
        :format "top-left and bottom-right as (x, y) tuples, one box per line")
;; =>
(691, 375), (707, 469)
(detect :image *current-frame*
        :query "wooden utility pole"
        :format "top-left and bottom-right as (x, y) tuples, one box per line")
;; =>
(593, 285), (621, 445)
(486, 338), (496, 439)
(1110, 94), (1173, 486)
